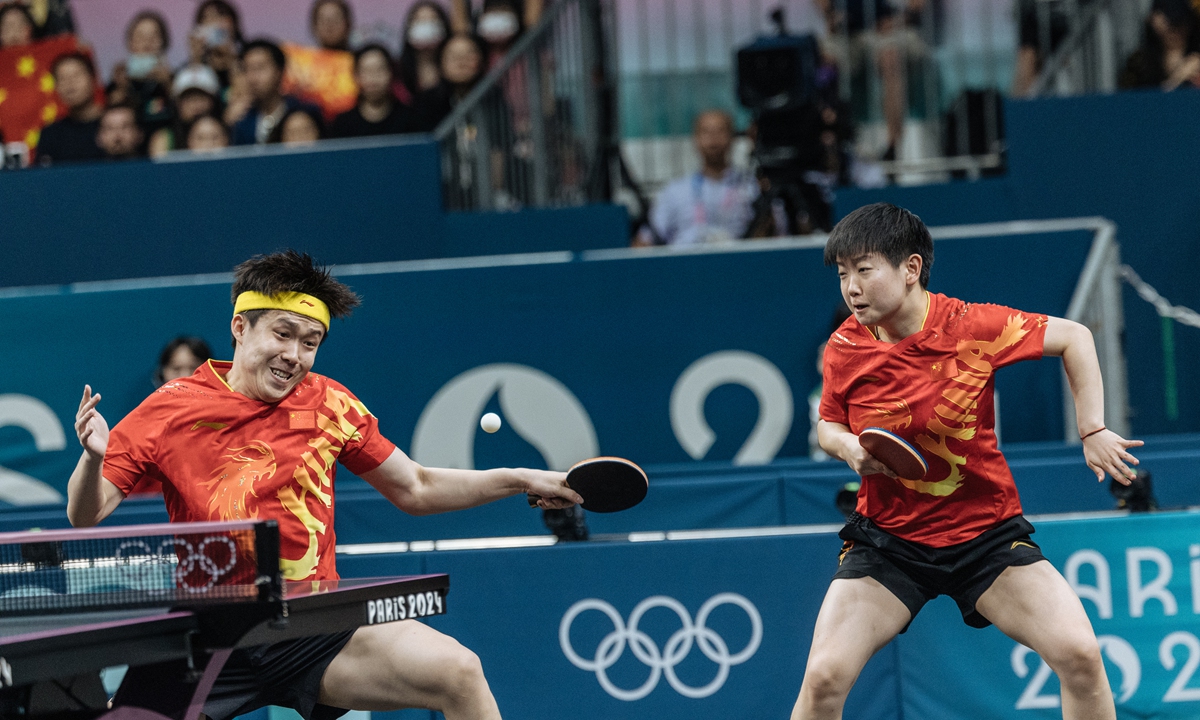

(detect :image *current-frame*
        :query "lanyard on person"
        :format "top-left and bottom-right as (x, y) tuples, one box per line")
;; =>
(692, 171), (739, 226)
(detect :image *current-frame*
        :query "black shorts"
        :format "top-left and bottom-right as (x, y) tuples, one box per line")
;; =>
(115, 630), (356, 720)
(833, 513), (1045, 630)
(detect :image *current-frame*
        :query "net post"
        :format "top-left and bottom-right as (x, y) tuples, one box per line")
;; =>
(253, 520), (282, 604)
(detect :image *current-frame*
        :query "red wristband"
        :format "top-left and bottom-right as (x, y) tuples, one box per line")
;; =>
(1080, 426), (1106, 441)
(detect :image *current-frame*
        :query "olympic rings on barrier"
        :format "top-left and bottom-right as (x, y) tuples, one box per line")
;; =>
(116, 535), (239, 591)
(559, 593), (762, 701)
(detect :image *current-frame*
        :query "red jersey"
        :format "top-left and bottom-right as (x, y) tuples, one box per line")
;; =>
(820, 292), (1048, 547)
(104, 360), (396, 581)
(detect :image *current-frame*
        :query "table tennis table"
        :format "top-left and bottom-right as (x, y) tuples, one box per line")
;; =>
(0, 520), (449, 720)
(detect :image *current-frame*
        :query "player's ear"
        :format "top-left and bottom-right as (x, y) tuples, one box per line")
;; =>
(905, 254), (923, 286)
(230, 313), (247, 345)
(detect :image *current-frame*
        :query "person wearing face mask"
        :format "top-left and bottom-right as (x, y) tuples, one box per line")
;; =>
(332, 44), (418, 138)
(397, 1), (450, 101)
(107, 11), (173, 135)
(187, 0), (244, 95)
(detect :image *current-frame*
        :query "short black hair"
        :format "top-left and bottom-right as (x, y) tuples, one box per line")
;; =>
(231, 250), (360, 344)
(354, 42), (393, 73)
(156, 336), (211, 384)
(126, 9), (171, 51)
(823, 203), (934, 289)
(194, 0), (243, 45)
(52, 51), (96, 80)
(240, 38), (285, 71)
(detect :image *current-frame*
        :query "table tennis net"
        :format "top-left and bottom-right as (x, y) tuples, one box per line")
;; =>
(0, 521), (280, 615)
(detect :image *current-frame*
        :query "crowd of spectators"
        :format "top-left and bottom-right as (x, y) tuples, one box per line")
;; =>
(0, 0), (537, 167)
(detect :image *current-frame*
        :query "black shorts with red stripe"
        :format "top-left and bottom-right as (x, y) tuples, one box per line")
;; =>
(833, 513), (1045, 630)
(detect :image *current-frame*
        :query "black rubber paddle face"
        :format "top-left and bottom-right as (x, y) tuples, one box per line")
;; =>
(567, 458), (648, 513)
(858, 428), (928, 479)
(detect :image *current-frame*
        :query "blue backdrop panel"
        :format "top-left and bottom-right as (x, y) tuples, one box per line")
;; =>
(0, 231), (1097, 511)
(331, 510), (1200, 720)
(836, 91), (1200, 437)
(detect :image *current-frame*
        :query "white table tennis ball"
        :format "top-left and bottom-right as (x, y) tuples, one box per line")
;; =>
(480, 412), (502, 433)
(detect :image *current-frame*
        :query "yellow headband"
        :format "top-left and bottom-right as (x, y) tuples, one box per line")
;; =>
(233, 291), (331, 330)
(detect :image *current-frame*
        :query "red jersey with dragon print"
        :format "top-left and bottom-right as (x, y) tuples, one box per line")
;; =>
(820, 292), (1048, 547)
(104, 360), (396, 581)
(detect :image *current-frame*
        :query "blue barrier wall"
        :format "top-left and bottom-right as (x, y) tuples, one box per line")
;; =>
(328, 510), (1200, 720)
(836, 91), (1200, 437)
(0, 139), (626, 288)
(0, 233), (1101, 509)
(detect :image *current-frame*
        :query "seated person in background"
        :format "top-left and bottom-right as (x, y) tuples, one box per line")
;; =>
(183, 112), (230, 151)
(106, 11), (173, 132)
(187, 0), (243, 95)
(311, 0), (353, 51)
(97, 103), (144, 160)
(415, 32), (486, 130)
(148, 64), (223, 156)
(228, 38), (321, 144)
(268, 105), (324, 144)
(645, 109), (758, 246)
(331, 44), (418, 138)
(451, 0), (542, 38)
(157, 336), (211, 385)
(37, 52), (104, 165)
(0, 1), (34, 48)
(1119, 0), (1200, 90)
(398, 1), (451, 102)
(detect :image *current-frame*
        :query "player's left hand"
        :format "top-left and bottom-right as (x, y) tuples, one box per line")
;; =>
(517, 469), (582, 509)
(1082, 429), (1143, 485)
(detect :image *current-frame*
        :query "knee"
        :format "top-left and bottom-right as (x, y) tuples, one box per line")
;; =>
(437, 643), (488, 694)
(1046, 638), (1105, 688)
(800, 658), (856, 706)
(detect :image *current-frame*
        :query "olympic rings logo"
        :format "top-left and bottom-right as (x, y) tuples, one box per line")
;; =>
(116, 535), (239, 592)
(559, 593), (762, 701)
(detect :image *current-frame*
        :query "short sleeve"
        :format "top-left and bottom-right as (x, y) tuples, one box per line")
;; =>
(959, 303), (1048, 369)
(818, 343), (850, 425)
(104, 398), (168, 496)
(327, 382), (397, 475)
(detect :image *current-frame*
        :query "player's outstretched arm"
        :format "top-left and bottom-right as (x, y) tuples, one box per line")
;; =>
(1043, 317), (1143, 485)
(66, 385), (125, 527)
(360, 448), (584, 516)
(817, 419), (896, 478)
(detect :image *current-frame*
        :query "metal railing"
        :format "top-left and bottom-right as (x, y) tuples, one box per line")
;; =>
(434, 0), (616, 211)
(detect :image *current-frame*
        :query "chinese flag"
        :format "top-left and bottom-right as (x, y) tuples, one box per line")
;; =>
(282, 43), (357, 123)
(0, 34), (90, 162)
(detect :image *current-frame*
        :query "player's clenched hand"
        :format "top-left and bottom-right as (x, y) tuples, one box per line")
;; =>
(518, 469), (583, 509)
(845, 442), (897, 479)
(1083, 429), (1142, 485)
(75, 385), (109, 460)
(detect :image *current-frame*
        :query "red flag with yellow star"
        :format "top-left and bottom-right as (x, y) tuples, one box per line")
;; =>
(0, 35), (90, 165)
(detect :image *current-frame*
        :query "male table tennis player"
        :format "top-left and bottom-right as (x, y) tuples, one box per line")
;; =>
(792, 203), (1142, 720)
(67, 250), (582, 720)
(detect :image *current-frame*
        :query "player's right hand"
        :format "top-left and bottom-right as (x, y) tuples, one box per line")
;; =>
(845, 442), (897, 479)
(75, 385), (109, 460)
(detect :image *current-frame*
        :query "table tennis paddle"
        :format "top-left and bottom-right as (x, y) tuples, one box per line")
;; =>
(527, 457), (648, 513)
(858, 427), (928, 479)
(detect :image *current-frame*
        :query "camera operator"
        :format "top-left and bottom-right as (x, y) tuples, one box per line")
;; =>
(645, 109), (758, 246)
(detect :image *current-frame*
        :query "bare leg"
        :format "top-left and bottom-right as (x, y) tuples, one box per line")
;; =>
(875, 19), (906, 153)
(791, 577), (912, 720)
(319, 621), (501, 720)
(976, 561), (1115, 720)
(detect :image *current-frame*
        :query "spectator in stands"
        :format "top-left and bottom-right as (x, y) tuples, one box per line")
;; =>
(398, 1), (451, 101)
(37, 52), (104, 165)
(416, 32), (486, 129)
(106, 11), (173, 133)
(817, 0), (925, 161)
(0, 2), (34, 48)
(187, 0), (243, 92)
(148, 64), (223, 156)
(228, 39), (320, 145)
(331, 44), (418, 137)
(268, 106), (325, 144)
(450, 0), (543, 38)
(156, 336), (211, 385)
(183, 112), (230, 151)
(475, 0), (526, 69)
(645, 109), (758, 246)
(1119, 0), (1200, 91)
(311, 0), (353, 52)
(96, 104), (144, 160)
